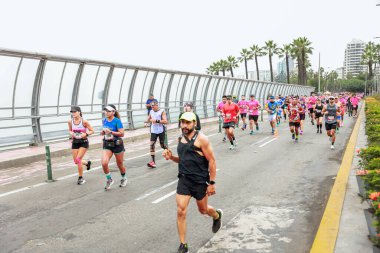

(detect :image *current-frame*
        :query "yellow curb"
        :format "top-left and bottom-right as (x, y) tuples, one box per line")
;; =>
(310, 102), (364, 253)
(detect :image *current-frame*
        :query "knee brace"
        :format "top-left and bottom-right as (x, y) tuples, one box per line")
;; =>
(74, 157), (81, 164)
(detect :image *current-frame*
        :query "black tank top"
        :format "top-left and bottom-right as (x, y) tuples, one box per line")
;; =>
(315, 104), (323, 114)
(177, 131), (209, 183)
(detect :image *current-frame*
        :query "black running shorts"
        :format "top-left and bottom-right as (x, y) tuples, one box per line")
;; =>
(309, 108), (314, 114)
(300, 114), (305, 120)
(72, 141), (89, 149)
(240, 113), (247, 118)
(249, 115), (259, 121)
(325, 123), (337, 131)
(223, 122), (235, 129)
(177, 175), (207, 201)
(289, 122), (301, 127)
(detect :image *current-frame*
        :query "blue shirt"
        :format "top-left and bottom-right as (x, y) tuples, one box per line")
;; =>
(103, 117), (123, 140)
(267, 102), (278, 115)
(146, 99), (158, 114)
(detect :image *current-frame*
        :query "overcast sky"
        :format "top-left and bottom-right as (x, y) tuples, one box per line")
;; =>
(1, 0), (379, 76)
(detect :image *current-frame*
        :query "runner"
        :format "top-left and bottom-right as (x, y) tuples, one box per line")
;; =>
(338, 94), (346, 127)
(232, 95), (239, 127)
(299, 97), (307, 135)
(266, 96), (278, 135)
(351, 93), (359, 117)
(68, 106), (94, 185)
(216, 95), (227, 142)
(222, 96), (240, 149)
(101, 104), (127, 190)
(146, 100), (168, 168)
(288, 98), (303, 142)
(308, 92), (317, 125)
(347, 94), (353, 117)
(282, 97), (290, 121)
(276, 96), (284, 126)
(247, 95), (261, 135)
(322, 96), (340, 150)
(314, 98), (324, 134)
(162, 112), (222, 253)
(334, 96), (342, 132)
(238, 95), (249, 130)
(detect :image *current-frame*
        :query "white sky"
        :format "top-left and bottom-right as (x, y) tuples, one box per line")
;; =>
(0, 0), (379, 76)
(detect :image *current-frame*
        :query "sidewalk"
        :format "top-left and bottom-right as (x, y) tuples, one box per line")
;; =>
(334, 112), (373, 252)
(0, 117), (218, 170)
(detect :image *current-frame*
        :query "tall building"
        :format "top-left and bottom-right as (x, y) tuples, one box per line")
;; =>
(343, 39), (367, 78)
(335, 67), (344, 79)
(277, 57), (294, 76)
(248, 70), (276, 81)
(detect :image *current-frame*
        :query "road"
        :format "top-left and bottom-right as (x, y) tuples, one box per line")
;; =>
(0, 114), (357, 253)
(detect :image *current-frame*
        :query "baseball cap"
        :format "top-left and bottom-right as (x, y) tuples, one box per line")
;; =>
(269, 96), (275, 99)
(103, 104), (116, 111)
(328, 96), (335, 100)
(70, 106), (81, 113)
(179, 112), (196, 122)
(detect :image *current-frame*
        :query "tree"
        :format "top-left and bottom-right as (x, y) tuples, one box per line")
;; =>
(291, 37), (313, 85)
(226, 56), (239, 77)
(263, 40), (281, 82)
(278, 44), (293, 84)
(362, 42), (377, 80)
(239, 48), (253, 79)
(206, 62), (221, 75)
(217, 59), (230, 77)
(249, 44), (265, 81)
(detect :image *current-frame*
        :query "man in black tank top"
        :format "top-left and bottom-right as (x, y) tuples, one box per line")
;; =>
(163, 112), (223, 253)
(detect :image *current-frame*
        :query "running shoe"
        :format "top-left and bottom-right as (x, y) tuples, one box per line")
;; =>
(77, 177), (85, 185)
(177, 243), (189, 253)
(222, 137), (226, 143)
(212, 209), (223, 233)
(300, 130), (303, 135)
(86, 161), (92, 170)
(105, 179), (114, 190)
(250, 130), (254, 135)
(292, 134), (295, 140)
(120, 178), (128, 187)
(331, 145), (335, 150)
(147, 161), (157, 168)
(229, 145), (235, 150)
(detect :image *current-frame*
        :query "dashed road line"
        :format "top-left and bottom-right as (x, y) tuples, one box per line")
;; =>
(258, 137), (278, 148)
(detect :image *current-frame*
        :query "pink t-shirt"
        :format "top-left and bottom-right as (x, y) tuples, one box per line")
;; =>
(238, 100), (249, 114)
(308, 96), (317, 108)
(217, 101), (226, 112)
(351, 97), (359, 106)
(248, 100), (260, 116)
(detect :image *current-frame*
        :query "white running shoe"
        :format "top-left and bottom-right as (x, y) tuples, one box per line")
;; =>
(229, 145), (235, 150)
(331, 145), (335, 150)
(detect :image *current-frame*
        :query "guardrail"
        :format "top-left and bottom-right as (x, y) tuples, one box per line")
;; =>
(0, 48), (314, 148)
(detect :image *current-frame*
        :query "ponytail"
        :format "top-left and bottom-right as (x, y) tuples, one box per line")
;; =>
(114, 110), (121, 119)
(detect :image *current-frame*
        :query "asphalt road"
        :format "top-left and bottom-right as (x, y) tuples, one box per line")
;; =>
(0, 114), (357, 253)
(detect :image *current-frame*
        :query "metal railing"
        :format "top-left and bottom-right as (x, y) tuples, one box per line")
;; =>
(0, 48), (314, 148)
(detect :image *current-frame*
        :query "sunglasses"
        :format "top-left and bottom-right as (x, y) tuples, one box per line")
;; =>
(329, 98), (335, 100)
(70, 111), (77, 113)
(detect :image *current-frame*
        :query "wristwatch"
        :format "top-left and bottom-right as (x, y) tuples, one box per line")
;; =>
(206, 180), (216, 185)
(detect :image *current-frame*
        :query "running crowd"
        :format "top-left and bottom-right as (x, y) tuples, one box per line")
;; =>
(216, 92), (362, 151)
(66, 91), (361, 253)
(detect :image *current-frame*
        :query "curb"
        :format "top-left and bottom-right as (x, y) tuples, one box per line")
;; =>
(310, 102), (364, 252)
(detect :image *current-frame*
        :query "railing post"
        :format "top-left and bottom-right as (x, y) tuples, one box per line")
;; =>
(45, 145), (54, 182)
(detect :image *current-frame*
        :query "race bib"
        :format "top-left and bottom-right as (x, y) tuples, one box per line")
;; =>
(74, 132), (83, 139)
(316, 109), (321, 113)
(327, 116), (335, 121)
(226, 113), (231, 120)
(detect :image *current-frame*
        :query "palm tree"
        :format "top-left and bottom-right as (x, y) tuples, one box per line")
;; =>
(206, 62), (221, 75)
(291, 37), (313, 85)
(216, 59), (229, 77)
(362, 42), (376, 80)
(239, 48), (253, 79)
(226, 56), (239, 77)
(263, 40), (281, 82)
(278, 44), (292, 84)
(249, 44), (265, 81)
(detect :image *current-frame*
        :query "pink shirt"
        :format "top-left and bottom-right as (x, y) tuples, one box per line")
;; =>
(217, 101), (226, 112)
(238, 100), (249, 113)
(308, 96), (317, 108)
(351, 97), (359, 106)
(248, 100), (260, 116)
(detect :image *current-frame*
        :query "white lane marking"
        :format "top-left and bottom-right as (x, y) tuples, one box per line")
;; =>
(250, 137), (270, 146)
(258, 138), (278, 148)
(135, 180), (178, 201)
(152, 190), (177, 204)
(207, 133), (219, 137)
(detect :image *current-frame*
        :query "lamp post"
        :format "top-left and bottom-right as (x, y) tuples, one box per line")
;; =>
(318, 52), (321, 93)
